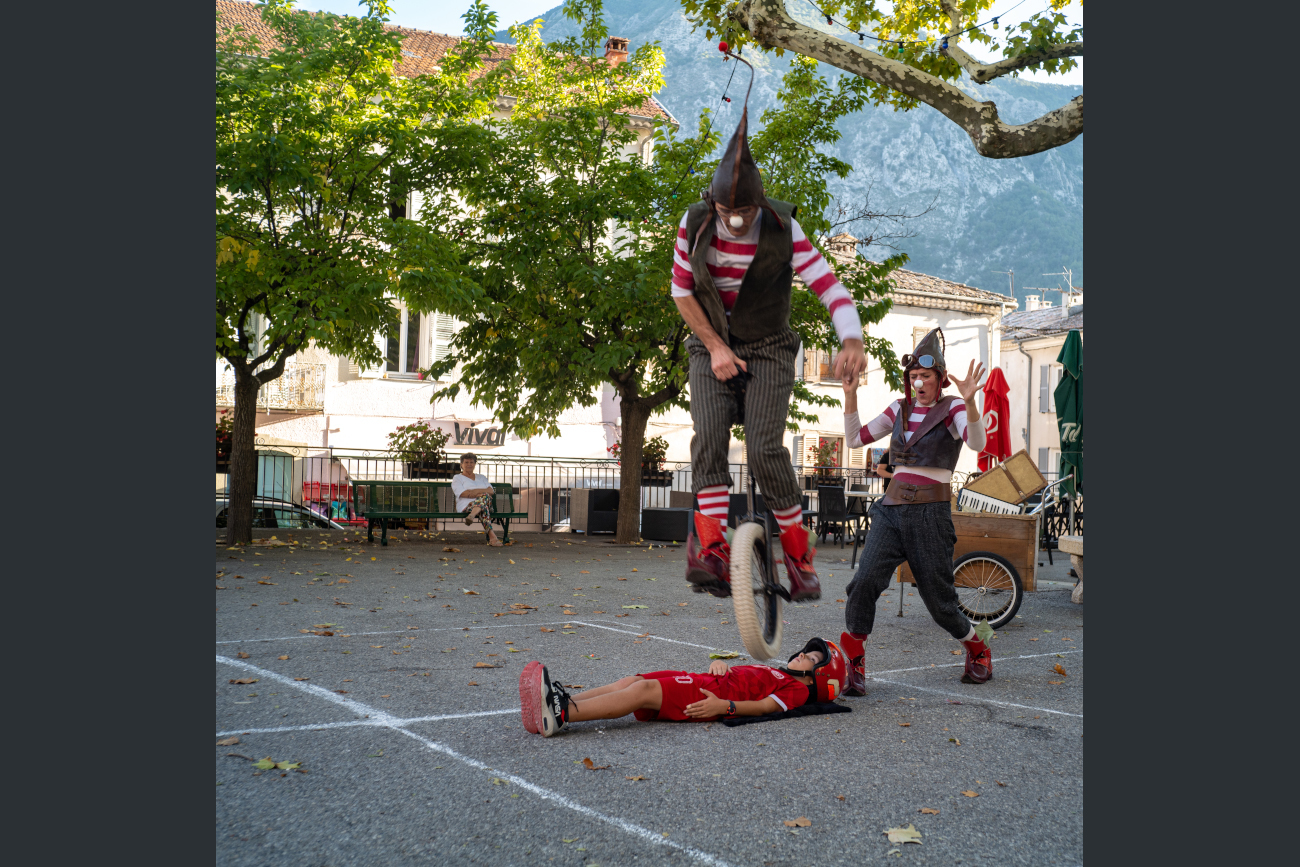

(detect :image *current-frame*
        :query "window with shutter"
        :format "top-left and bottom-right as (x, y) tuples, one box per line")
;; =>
(1038, 365), (1051, 413)
(1038, 447), (1050, 473)
(791, 436), (803, 466)
(912, 326), (931, 349)
(849, 446), (864, 467)
(1048, 365), (1062, 413)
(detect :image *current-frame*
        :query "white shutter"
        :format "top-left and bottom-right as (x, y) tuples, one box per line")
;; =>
(849, 446), (865, 467)
(1038, 366), (1050, 413)
(803, 436), (820, 468)
(359, 330), (386, 378)
(428, 312), (459, 378)
(791, 436), (803, 466)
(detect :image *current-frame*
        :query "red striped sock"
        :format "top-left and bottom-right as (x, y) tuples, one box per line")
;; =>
(771, 503), (804, 533)
(695, 486), (730, 531)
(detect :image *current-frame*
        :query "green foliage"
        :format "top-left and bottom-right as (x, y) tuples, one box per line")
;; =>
(425, 0), (903, 451)
(423, 0), (684, 438)
(215, 0), (497, 373)
(385, 421), (450, 463)
(681, 0), (1081, 111)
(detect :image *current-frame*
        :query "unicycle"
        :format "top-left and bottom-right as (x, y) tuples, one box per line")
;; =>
(729, 462), (789, 661)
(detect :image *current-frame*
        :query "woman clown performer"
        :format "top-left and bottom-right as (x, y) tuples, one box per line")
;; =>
(837, 328), (994, 693)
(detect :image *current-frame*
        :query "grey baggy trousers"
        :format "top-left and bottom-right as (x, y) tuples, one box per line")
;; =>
(686, 329), (802, 512)
(843, 501), (972, 639)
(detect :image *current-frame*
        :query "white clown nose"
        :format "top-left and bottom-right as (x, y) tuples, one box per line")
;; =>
(729, 215), (744, 228)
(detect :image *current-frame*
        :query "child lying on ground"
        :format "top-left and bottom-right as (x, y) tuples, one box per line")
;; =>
(519, 638), (850, 737)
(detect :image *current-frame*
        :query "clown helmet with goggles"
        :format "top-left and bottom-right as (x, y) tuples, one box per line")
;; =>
(785, 637), (850, 703)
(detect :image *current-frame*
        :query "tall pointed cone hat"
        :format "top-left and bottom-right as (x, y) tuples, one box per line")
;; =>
(701, 48), (783, 232)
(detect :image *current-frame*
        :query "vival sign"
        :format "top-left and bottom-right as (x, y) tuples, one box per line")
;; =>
(454, 422), (506, 447)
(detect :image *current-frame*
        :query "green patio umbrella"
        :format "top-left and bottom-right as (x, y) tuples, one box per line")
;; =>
(1054, 330), (1083, 495)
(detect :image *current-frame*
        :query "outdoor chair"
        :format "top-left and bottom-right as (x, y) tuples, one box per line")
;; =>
(800, 493), (817, 529)
(815, 485), (850, 548)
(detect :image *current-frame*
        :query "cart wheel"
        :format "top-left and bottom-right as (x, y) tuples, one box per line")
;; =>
(953, 551), (1023, 630)
(730, 520), (783, 661)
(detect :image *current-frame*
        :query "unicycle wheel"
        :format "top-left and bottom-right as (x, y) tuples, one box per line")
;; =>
(729, 521), (783, 660)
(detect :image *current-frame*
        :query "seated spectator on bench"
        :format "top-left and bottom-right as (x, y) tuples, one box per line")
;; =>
(452, 452), (503, 547)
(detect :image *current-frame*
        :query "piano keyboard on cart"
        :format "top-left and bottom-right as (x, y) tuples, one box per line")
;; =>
(957, 489), (1022, 514)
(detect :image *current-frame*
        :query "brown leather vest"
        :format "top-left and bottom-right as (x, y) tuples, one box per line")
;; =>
(889, 396), (963, 472)
(684, 199), (797, 344)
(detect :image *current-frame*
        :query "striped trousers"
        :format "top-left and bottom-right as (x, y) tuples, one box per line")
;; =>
(686, 328), (802, 512)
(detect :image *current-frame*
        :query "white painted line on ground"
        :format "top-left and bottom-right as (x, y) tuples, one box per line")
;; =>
(216, 709), (519, 738)
(217, 655), (401, 726)
(866, 677), (1083, 718)
(870, 648), (1082, 676)
(571, 620), (720, 652)
(392, 727), (739, 867)
(216, 618), (640, 645)
(216, 655), (738, 867)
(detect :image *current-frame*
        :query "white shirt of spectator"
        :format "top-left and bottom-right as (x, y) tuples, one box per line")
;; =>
(451, 472), (491, 513)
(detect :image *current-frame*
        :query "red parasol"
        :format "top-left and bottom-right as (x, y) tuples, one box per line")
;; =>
(978, 367), (1012, 471)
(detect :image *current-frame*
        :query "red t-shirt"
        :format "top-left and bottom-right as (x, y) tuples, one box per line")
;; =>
(713, 664), (812, 712)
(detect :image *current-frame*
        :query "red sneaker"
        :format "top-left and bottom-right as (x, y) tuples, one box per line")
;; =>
(960, 637), (993, 684)
(685, 522), (731, 598)
(840, 632), (867, 696)
(782, 549), (821, 602)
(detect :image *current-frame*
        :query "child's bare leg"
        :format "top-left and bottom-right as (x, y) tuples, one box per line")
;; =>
(567, 679), (662, 722)
(574, 675), (644, 701)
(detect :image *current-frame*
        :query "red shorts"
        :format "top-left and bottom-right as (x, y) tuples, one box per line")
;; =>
(633, 670), (724, 722)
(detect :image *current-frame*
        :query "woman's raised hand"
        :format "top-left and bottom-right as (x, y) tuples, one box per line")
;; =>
(949, 360), (986, 402)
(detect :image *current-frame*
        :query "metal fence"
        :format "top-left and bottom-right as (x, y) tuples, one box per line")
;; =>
(215, 446), (1080, 536)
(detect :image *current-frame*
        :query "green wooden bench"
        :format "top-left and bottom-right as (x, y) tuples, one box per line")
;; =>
(351, 480), (528, 546)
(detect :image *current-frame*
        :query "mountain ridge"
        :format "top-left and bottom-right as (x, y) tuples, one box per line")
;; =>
(493, 0), (1083, 299)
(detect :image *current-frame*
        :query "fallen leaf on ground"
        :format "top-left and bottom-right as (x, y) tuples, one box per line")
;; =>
(467, 681), (478, 686)
(229, 678), (258, 685)
(237, 651), (250, 659)
(510, 603), (536, 610)
(899, 723), (911, 727)
(615, 614), (629, 617)
(443, 547), (461, 553)
(919, 807), (939, 815)
(540, 627), (555, 632)
(582, 758), (610, 770)
(257, 580), (276, 585)
(996, 781), (1008, 787)
(951, 650), (962, 655)
(623, 605), (647, 609)
(294, 677), (309, 681)
(215, 585), (227, 590)
(949, 738), (961, 745)
(836, 794), (845, 801)
(1029, 638), (1039, 641)
(580, 570), (590, 574)
(335, 689), (349, 694)
(1053, 664), (1068, 676)
(783, 817), (812, 828)
(337, 578), (351, 583)
(625, 775), (645, 781)
(474, 662), (499, 668)
(216, 737), (240, 746)
(884, 824), (922, 845)
(254, 758), (277, 770)
(277, 655), (289, 660)
(961, 790), (979, 798)
(463, 589), (480, 595)
(1047, 680), (1064, 685)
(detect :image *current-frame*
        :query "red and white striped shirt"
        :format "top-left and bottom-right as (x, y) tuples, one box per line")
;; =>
(845, 399), (986, 486)
(670, 211), (863, 343)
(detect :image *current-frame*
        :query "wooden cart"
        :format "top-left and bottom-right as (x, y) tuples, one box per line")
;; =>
(895, 477), (1071, 628)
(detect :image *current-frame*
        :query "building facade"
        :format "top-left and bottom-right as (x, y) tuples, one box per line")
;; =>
(998, 290), (1084, 475)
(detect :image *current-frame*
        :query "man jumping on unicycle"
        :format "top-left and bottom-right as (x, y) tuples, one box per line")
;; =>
(671, 49), (867, 603)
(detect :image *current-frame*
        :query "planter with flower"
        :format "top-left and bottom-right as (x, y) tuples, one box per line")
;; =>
(608, 435), (673, 486)
(388, 421), (453, 479)
(216, 409), (233, 474)
(812, 439), (841, 482)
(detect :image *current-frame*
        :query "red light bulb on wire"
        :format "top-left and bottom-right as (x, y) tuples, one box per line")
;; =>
(718, 40), (728, 53)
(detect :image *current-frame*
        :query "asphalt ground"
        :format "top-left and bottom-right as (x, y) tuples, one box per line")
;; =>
(216, 526), (1083, 866)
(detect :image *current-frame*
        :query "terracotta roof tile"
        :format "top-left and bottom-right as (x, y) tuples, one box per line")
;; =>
(820, 233), (1015, 305)
(215, 0), (670, 121)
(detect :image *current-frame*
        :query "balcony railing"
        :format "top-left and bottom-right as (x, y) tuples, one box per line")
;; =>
(216, 360), (326, 412)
